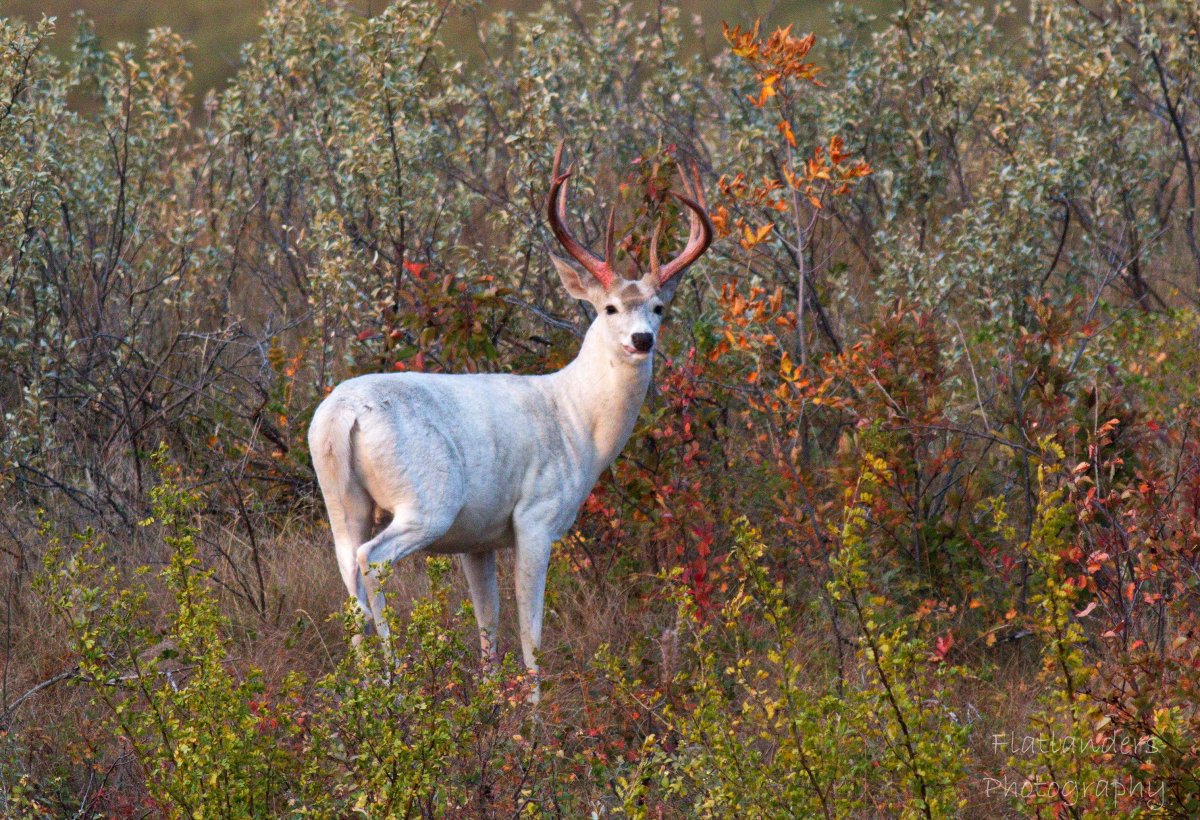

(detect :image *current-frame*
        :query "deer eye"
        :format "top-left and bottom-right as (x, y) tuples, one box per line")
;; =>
(653, 304), (664, 315)
(605, 305), (618, 315)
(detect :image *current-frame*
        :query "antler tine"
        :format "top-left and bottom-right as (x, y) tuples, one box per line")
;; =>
(546, 141), (616, 290)
(656, 162), (714, 286)
(552, 140), (567, 180)
(683, 159), (708, 210)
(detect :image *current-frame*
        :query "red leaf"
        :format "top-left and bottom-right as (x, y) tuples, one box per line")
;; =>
(931, 632), (954, 663)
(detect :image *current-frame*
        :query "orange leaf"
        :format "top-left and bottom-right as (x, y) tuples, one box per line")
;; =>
(722, 20), (762, 59)
(777, 118), (797, 147)
(711, 205), (730, 235)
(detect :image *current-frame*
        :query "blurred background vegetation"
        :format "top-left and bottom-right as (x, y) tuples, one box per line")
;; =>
(4, 0), (898, 98)
(4, 0), (1200, 815)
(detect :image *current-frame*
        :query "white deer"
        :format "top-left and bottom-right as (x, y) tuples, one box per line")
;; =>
(308, 144), (712, 700)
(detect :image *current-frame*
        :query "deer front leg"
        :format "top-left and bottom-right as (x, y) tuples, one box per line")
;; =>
(513, 527), (552, 704)
(459, 550), (500, 668)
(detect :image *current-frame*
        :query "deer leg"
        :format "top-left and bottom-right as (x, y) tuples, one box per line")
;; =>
(459, 551), (500, 668)
(324, 484), (376, 640)
(513, 526), (552, 704)
(355, 511), (453, 640)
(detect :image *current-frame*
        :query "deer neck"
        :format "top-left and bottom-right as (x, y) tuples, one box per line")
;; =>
(551, 321), (652, 472)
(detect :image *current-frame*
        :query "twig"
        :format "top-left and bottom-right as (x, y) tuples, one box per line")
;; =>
(952, 318), (993, 434)
(0, 666), (78, 727)
(501, 295), (581, 337)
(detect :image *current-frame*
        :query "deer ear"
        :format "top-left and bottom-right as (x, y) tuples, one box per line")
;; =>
(552, 254), (598, 300)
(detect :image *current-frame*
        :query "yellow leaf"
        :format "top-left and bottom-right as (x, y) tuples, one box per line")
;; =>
(750, 73), (779, 107)
(740, 221), (774, 249)
(779, 352), (792, 380)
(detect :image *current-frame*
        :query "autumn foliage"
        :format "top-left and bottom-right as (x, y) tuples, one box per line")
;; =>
(4, 0), (1200, 816)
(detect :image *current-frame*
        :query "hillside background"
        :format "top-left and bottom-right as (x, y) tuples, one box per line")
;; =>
(4, 0), (897, 98)
(3, 0), (1199, 816)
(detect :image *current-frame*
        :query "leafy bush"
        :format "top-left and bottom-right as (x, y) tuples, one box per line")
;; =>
(4, 0), (1200, 815)
(35, 455), (597, 815)
(606, 508), (967, 818)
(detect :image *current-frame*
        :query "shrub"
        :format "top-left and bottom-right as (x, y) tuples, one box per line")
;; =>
(4, 0), (1200, 814)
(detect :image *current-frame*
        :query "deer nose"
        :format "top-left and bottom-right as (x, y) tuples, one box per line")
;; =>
(631, 332), (654, 353)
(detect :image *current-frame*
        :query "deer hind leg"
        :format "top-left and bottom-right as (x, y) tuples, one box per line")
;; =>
(459, 551), (500, 667)
(355, 506), (456, 640)
(325, 484), (377, 637)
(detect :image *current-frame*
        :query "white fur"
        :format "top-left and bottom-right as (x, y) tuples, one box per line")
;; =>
(308, 267), (669, 701)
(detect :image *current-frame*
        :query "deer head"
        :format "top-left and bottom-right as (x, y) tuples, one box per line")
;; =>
(547, 142), (713, 363)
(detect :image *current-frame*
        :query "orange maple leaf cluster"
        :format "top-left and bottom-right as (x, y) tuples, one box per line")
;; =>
(714, 173), (786, 250)
(786, 136), (874, 208)
(715, 20), (872, 252)
(723, 21), (823, 107)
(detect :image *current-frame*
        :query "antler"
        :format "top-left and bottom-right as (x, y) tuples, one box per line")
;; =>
(650, 160), (714, 287)
(547, 141), (618, 291)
